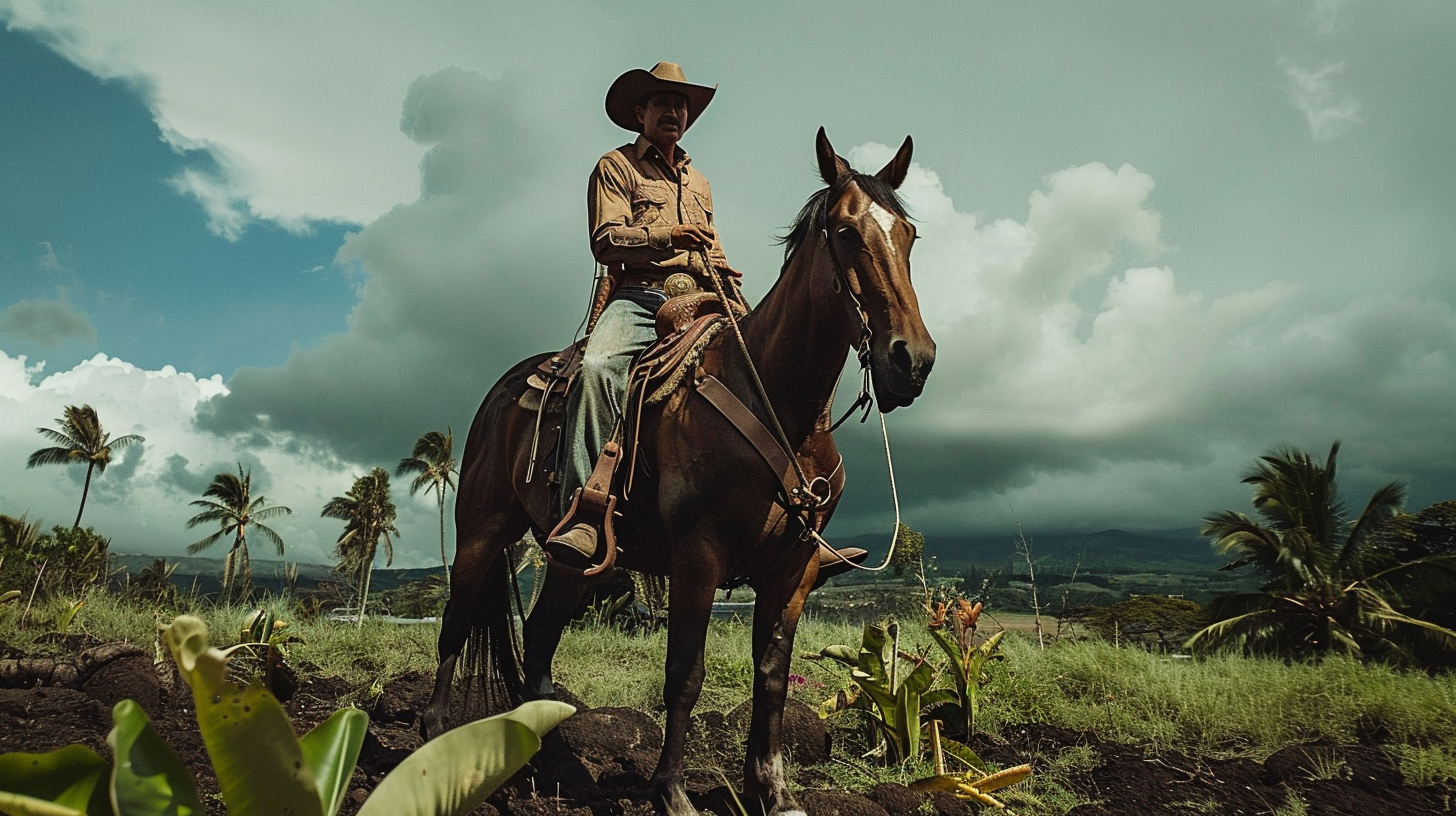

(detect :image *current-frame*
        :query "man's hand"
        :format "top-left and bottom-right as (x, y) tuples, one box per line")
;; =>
(670, 224), (715, 251)
(710, 250), (743, 279)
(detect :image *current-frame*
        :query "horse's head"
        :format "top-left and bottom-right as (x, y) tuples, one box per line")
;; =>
(814, 128), (936, 410)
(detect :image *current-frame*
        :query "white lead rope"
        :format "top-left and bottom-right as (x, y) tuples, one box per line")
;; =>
(810, 407), (903, 574)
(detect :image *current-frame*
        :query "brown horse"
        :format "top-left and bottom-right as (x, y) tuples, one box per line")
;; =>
(423, 128), (934, 816)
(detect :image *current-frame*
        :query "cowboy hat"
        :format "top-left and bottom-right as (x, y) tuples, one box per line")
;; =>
(605, 62), (716, 133)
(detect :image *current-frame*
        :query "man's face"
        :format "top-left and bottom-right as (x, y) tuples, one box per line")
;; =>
(636, 91), (690, 147)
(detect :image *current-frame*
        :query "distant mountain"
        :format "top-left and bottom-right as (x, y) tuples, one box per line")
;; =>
(109, 553), (445, 596)
(829, 527), (1221, 573)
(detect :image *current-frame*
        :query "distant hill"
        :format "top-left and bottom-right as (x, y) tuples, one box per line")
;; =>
(830, 527), (1222, 573)
(109, 526), (1219, 596)
(110, 554), (444, 596)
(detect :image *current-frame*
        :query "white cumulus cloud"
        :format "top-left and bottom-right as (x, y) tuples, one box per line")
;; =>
(0, 351), (449, 568)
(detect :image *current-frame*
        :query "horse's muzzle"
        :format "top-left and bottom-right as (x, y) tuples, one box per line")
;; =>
(872, 334), (936, 410)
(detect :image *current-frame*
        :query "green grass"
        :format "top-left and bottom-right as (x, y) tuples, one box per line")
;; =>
(7, 593), (1456, 801)
(978, 635), (1456, 759)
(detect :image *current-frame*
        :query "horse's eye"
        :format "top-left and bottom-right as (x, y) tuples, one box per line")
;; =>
(836, 225), (860, 242)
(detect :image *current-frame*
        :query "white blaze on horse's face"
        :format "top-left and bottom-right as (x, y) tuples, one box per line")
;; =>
(866, 201), (898, 255)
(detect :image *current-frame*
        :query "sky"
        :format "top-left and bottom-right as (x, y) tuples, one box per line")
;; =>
(3, 1), (1456, 569)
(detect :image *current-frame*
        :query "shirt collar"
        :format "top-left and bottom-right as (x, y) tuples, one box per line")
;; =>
(633, 134), (691, 171)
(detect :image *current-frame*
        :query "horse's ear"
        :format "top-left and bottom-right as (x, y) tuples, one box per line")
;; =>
(875, 135), (913, 190)
(816, 127), (848, 185)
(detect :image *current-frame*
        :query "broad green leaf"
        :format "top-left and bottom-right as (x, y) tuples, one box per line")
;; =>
(920, 690), (960, 711)
(298, 709), (367, 816)
(491, 700), (576, 740)
(940, 738), (987, 772)
(107, 700), (203, 816)
(849, 669), (895, 720)
(0, 745), (109, 816)
(359, 701), (574, 816)
(901, 660), (935, 696)
(857, 625), (891, 686)
(163, 616), (321, 816)
(0, 791), (87, 816)
(817, 644), (858, 667)
(896, 686), (921, 760)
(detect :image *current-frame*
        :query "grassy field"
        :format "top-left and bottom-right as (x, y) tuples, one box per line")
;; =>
(6, 592), (1456, 809)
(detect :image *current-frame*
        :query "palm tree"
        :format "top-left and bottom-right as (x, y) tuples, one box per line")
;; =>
(185, 465), (292, 601)
(27, 405), (144, 528)
(1186, 442), (1456, 664)
(396, 429), (458, 583)
(321, 468), (399, 625)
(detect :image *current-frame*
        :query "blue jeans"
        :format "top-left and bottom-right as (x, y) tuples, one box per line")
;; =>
(559, 296), (659, 518)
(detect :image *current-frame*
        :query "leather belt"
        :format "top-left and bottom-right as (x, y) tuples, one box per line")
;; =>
(621, 271), (702, 296)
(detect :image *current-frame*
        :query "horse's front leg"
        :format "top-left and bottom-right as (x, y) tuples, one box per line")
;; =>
(743, 543), (817, 816)
(650, 558), (719, 816)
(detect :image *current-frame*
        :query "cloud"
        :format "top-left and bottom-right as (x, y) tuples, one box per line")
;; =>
(1279, 56), (1362, 139)
(0, 1), (620, 238)
(0, 298), (97, 347)
(825, 144), (1456, 535)
(197, 67), (585, 465)
(37, 242), (67, 273)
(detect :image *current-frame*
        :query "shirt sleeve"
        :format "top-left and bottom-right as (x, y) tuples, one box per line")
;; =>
(701, 178), (731, 271)
(588, 152), (677, 268)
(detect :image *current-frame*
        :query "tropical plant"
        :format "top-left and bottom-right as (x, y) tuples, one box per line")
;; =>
(322, 468), (399, 625)
(0, 525), (112, 602)
(26, 404), (144, 528)
(0, 615), (574, 816)
(122, 557), (179, 605)
(1369, 500), (1456, 637)
(910, 763), (1034, 809)
(1186, 442), (1456, 664)
(925, 599), (1004, 739)
(396, 429), (458, 583)
(185, 465), (292, 601)
(818, 621), (937, 763)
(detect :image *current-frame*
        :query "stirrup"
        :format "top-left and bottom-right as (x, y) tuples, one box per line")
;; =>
(544, 440), (623, 577)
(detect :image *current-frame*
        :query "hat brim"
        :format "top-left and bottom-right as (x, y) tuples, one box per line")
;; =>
(605, 69), (717, 133)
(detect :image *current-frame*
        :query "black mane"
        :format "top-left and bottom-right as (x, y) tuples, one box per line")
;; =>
(778, 169), (909, 266)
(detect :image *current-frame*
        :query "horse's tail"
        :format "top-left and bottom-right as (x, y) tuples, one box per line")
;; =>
(460, 549), (525, 710)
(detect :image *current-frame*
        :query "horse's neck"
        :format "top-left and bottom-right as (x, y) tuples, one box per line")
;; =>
(740, 240), (858, 444)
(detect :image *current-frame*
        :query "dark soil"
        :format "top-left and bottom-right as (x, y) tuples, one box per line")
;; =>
(1, 640), (1453, 815)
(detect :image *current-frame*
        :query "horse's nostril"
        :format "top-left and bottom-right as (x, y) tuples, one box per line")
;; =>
(890, 338), (912, 373)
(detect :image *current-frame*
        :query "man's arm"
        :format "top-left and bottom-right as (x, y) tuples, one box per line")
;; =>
(700, 179), (740, 279)
(588, 153), (679, 268)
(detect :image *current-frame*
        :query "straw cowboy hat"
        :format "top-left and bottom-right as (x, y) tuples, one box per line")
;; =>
(605, 62), (717, 133)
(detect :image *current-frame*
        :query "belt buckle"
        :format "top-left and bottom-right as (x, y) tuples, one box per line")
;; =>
(663, 273), (696, 298)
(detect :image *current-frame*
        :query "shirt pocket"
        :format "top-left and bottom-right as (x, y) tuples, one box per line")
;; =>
(692, 190), (714, 227)
(631, 182), (672, 227)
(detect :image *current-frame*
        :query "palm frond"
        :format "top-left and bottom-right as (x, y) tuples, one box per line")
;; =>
(187, 528), (232, 554)
(253, 523), (288, 557)
(1339, 480), (1407, 574)
(26, 446), (79, 467)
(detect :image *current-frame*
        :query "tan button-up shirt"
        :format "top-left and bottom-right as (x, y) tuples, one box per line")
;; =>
(588, 135), (729, 277)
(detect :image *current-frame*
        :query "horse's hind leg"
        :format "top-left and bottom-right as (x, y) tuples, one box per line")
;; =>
(422, 501), (530, 739)
(522, 563), (589, 699)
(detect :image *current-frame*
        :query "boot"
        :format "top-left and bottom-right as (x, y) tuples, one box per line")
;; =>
(813, 544), (869, 590)
(545, 522), (599, 570)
